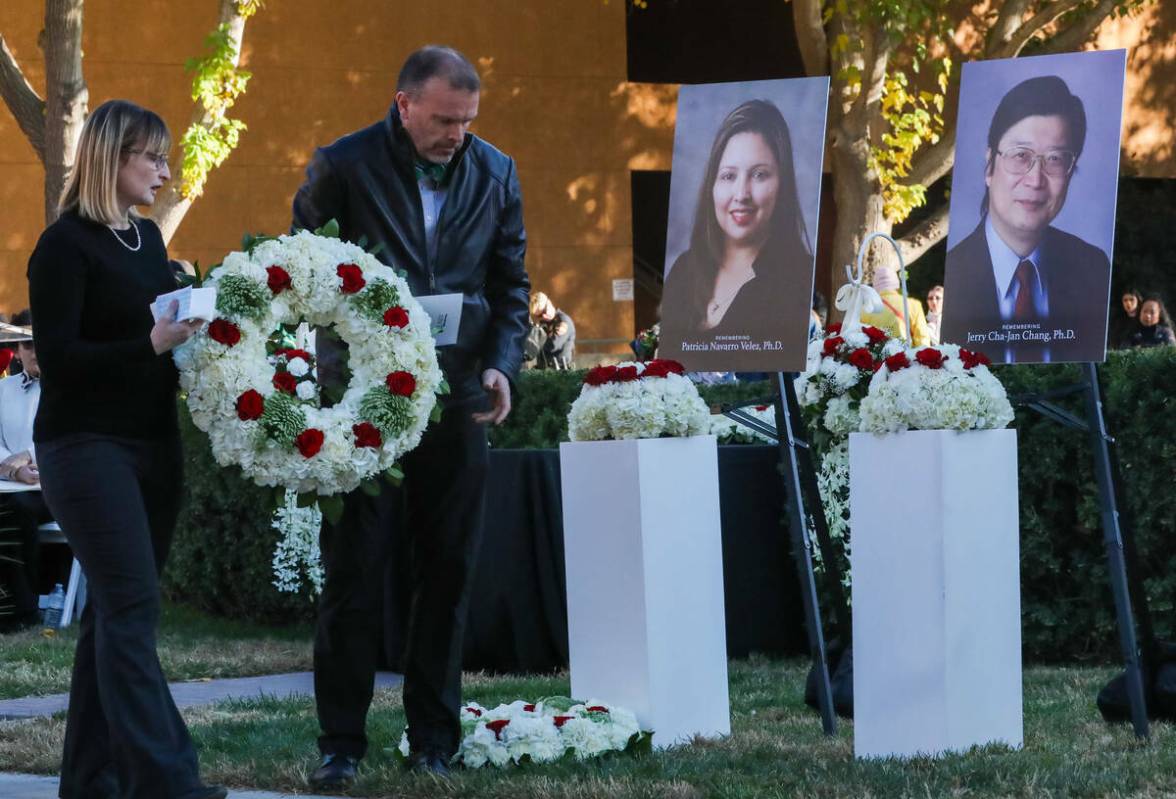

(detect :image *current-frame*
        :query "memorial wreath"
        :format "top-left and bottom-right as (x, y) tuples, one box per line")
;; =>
(175, 223), (445, 518)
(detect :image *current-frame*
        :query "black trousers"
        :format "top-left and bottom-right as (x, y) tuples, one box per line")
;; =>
(0, 490), (51, 627)
(315, 395), (489, 759)
(38, 433), (203, 799)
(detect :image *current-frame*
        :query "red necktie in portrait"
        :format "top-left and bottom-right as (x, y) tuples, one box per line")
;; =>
(1008, 259), (1038, 321)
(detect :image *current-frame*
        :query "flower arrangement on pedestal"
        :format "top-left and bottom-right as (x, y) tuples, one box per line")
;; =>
(859, 343), (1013, 433)
(393, 698), (650, 768)
(567, 359), (710, 441)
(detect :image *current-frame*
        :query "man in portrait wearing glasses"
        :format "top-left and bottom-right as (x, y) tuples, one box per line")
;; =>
(942, 74), (1109, 363)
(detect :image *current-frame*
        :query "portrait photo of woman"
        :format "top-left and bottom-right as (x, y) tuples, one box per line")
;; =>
(660, 79), (828, 372)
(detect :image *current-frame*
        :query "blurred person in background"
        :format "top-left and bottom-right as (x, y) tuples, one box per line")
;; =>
(1126, 294), (1175, 348)
(926, 285), (944, 345)
(524, 291), (575, 369)
(861, 264), (931, 346)
(1109, 287), (1141, 350)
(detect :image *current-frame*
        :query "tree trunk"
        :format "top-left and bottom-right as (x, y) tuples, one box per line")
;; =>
(826, 122), (890, 320)
(42, 0), (87, 224)
(151, 0), (249, 245)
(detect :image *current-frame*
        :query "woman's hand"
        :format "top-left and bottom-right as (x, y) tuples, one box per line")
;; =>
(0, 450), (31, 480)
(150, 301), (204, 355)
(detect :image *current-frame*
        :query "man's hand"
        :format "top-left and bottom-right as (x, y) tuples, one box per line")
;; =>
(0, 451), (31, 481)
(472, 368), (512, 425)
(13, 463), (38, 485)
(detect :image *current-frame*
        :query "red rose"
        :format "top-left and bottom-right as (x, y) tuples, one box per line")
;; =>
(275, 348), (312, 363)
(465, 706), (483, 717)
(383, 306), (409, 328)
(523, 704), (536, 713)
(884, 352), (911, 372)
(352, 422), (382, 449)
(915, 348), (946, 369)
(863, 325), (887, 344)
(0, 350), (13, 373)
(385, 370), (416, 396)
(553, 715), (574, 728)
(584, 365), (618, 386)
(642, 361), (670, 378)
(823, 336), (845, 357)
(266, 265), (291, 294)
(960, 348), (991, 370)
(586, 705), (609, 713)
(208, 318), (241, 347)
(848, 347), (874, 370)
(336, 263), (366, 294)
(272, 371), (297, 394)
(235, 389), (264, 420)
(295, 428), (324, 458)
(486, 719), (510, 739)
(754, 404), (770, 412)
(614, 365), (640, 382)
(650, 359), (685, 375)
(826, 322), (842, 335)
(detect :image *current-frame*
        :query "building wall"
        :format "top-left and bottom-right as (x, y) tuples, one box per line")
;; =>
(0, 0), (672, 352)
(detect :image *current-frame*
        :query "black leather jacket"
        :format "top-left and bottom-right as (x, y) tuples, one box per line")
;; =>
(292, 107), (530, 399)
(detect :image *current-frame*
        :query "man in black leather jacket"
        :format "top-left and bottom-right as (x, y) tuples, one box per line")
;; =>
(292, 45), (529, 786)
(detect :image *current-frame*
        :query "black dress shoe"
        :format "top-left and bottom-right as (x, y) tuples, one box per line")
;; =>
(408, 751), (452, 777)
(309, 753), (359, 789)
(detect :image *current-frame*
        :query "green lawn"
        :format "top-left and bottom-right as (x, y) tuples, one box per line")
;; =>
(3, 654), (1174, 798)
(0, 601), (313, 699)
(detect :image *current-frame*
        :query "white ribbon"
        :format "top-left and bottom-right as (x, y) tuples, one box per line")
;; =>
(836, 232), (912, 343)
(835, 266), (883, 337)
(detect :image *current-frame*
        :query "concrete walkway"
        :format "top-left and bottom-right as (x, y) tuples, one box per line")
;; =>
(0, 671), (405, 796)
(0, 671), (403, 720)
(0, 772), (338, 798)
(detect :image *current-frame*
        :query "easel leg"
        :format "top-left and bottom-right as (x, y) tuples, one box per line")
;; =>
(1084, 363), (1149, 739)
(774, 372), (837, 735)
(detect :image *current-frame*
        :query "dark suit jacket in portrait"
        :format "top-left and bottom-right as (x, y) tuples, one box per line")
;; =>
(941, 221), (1111, 363)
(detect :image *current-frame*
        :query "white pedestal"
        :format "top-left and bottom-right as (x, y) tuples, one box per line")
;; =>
(559, 435), (730, 747)
(850, 428), (1022, 759)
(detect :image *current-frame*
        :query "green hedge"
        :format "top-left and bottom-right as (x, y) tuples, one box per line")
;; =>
(164, 350), (1176, 661)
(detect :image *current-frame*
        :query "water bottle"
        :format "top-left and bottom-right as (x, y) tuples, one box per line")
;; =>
(42, 583), (66, 628)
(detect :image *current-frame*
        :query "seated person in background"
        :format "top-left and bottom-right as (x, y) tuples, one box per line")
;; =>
(0, 310), (52, 633)
(1109, 288), (1141, 350)
(524, 291), (576, 369)
(926, 285), (944, 345)
(1126, 294), (1176, 349)
(860, 265), (931, 346)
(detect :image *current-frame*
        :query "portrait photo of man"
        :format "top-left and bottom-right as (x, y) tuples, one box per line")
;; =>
(941, 51), (1126, 364)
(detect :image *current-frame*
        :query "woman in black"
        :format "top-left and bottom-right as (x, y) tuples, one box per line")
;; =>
(27, 100), (222, 799)
(1127, 294), (1176, 349)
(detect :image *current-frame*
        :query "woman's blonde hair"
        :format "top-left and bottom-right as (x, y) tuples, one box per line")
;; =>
(58, 99), (170, 225)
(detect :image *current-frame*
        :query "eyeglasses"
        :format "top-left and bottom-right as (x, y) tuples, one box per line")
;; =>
(125, 148), (169, 170)
(996, 147), (1076, 178)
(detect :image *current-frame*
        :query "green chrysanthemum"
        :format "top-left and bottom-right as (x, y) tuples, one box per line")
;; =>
(260, 392), (307, 444)
(358, 387), (414, 435)
(351, 279), (401, 322)
(216, 274), (270, 321)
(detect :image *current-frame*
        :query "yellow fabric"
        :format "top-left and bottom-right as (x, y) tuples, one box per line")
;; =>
(861, 290), (931, 347)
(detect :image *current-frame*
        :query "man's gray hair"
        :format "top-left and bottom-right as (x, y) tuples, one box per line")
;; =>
(397, 45), (480, 94)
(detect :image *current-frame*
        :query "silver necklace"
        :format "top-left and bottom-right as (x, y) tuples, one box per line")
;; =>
(108, 220), (142, 252)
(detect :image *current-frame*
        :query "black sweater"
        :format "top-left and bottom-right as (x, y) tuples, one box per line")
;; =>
(27, 211), (179, 443)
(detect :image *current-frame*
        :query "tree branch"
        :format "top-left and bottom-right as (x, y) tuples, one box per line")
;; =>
(0, 33), (46, 162)
(152, 0), (250, 244)
(904, 127), (957, 190)
(791, 0), (828, 78)
(897, 203), (950, 266)
(1039, 0), (1119, 54)
(850, 26), (891, 132)
(990, 0), (1086, 59)
(985, 0), (1033, 56)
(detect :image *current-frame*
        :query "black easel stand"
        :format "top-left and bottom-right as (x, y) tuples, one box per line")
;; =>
(1015, 362), (1151, 739)
(722, 372), (849, 736)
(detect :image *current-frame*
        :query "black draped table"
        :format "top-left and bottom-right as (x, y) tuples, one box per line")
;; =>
(384, 445), (809, 673)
